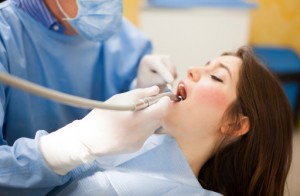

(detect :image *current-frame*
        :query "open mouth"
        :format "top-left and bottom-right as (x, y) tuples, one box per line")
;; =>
(176, 82), (187, 101)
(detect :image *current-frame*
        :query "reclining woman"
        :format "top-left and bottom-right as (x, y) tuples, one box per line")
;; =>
(49, 46), (293, 196)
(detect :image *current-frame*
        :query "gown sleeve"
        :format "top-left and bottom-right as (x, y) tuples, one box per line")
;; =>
(0, 41), (71, 195)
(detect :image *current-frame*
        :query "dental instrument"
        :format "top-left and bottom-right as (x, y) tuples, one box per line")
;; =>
(0, 72), (181, 111)
(135, 92), (182, 111)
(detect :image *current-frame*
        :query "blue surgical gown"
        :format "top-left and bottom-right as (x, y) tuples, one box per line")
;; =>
(49, 134), (221, 196)
(0, 1), (151, 194)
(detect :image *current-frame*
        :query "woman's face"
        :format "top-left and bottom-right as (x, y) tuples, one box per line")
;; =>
(163, 55), (242, 140)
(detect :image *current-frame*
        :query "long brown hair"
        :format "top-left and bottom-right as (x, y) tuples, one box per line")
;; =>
(198, 46), (293, 196)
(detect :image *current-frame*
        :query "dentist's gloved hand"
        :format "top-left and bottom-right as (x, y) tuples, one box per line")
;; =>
(136, 55), (177, 91)
(39, 86), (170, 175)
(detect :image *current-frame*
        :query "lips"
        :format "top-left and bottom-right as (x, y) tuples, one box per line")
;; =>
(176, 82), (187, 100)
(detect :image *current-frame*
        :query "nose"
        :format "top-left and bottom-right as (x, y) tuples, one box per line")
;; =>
(187, 66), (201, 82)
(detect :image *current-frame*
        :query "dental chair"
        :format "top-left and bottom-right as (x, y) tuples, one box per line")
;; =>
(253, 46), (300, 128)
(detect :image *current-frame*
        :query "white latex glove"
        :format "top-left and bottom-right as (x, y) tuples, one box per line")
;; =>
(136, 55), (177, 91)
(39, 86), (170, 175)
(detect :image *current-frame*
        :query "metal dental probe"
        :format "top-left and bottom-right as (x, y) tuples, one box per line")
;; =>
(134, 92), (182, 111)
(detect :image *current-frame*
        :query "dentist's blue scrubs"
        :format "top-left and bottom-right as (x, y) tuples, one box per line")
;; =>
(0, 0), (151, 194)
(49, 134), (221, 196)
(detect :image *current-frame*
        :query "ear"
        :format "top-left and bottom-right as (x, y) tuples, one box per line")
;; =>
(221, 115), (250, 137)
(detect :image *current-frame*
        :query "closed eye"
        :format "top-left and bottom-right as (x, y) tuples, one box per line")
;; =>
(210, 75), (223, 83)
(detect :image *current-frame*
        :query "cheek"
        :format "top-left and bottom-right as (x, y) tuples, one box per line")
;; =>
(193, 85), (230, 110)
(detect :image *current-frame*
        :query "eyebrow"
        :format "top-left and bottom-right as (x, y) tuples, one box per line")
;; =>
(219, 63), (232, 79)
(206, 61), (232, 79)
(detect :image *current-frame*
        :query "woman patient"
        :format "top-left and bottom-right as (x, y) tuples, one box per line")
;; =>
(49, 46), (293, 196)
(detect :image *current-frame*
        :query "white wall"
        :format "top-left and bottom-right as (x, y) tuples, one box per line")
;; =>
(139, 4), (252, 86)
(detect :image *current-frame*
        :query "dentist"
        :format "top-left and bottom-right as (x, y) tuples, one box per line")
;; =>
(0, 0), (176, 194)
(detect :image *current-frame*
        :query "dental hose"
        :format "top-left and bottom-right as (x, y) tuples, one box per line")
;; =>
(0, 72), (181, 111)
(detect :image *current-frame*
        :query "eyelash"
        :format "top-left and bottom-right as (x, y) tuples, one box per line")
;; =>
(210, 75), (223, 83)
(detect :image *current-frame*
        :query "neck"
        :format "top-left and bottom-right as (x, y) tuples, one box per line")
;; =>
(176, 135), (219, 176)
(44, 0), (77, 35)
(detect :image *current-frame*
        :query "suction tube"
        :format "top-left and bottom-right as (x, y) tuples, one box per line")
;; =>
(0, 72), (181, 111)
